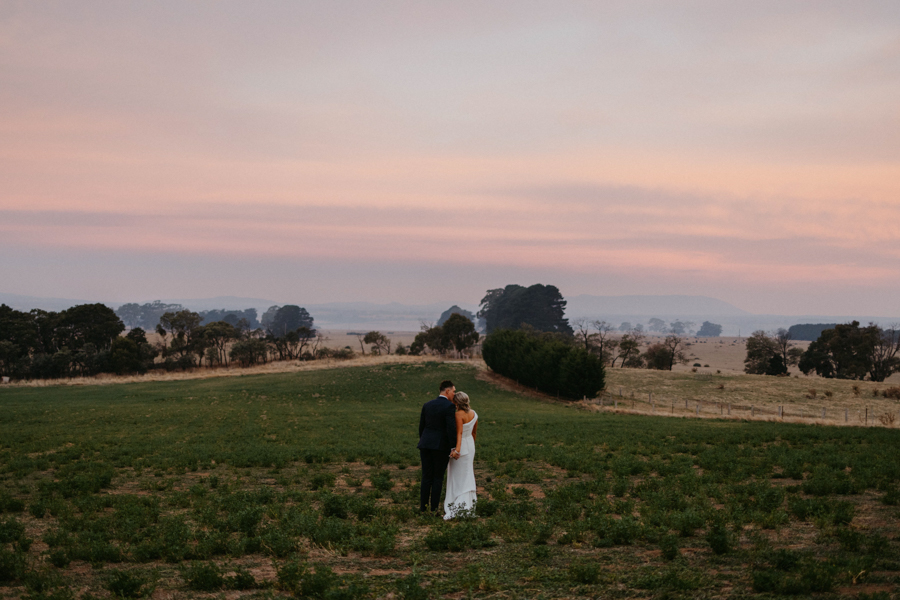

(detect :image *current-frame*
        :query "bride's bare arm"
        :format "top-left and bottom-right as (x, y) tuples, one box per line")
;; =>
(472, 418), (478, 441)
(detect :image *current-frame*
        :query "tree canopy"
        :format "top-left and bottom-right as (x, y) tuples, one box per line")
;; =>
(798, 321), (900, 382)
(696, 321), (723, 337)
(265, 305), (315, 338)
(477, 284), (572, 335)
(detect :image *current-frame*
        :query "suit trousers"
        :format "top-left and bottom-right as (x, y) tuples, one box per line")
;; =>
(420, 448), (451, 513)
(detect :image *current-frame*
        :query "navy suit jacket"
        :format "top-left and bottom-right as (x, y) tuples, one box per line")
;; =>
(417, 395), (457, 451)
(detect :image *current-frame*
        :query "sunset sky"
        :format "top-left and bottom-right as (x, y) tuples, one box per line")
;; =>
(2, 1), (899, 316)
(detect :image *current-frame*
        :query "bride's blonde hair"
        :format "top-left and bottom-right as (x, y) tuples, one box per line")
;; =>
(453, 391), (470, 412)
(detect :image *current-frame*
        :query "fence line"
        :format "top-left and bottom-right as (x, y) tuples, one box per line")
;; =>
(590, 387), (896, 427)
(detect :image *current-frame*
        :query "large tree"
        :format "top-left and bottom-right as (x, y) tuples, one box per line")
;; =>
(477, 284), (572, 335)
(799, 321), (899, 382)
(744, 330), (783, 375)
(696, 321), (723, 337)
(266, 305), (314, 338)
(441, 313), (480, 355)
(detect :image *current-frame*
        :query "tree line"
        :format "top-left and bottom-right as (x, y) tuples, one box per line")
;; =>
(0, 302), (348, 380)
(744, 322), (900, 382)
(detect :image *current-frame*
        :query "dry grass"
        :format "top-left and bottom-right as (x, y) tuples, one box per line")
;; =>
(602, 366), (900, 427)
(6, 354), (439, 388)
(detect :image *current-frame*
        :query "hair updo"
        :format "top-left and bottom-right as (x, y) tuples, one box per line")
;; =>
(453, 391), (470, 412)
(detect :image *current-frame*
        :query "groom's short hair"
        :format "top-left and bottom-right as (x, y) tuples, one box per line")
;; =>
(439, 380), (454, 393)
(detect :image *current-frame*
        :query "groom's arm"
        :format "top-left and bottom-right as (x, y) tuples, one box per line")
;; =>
(418, 405), (426, 439)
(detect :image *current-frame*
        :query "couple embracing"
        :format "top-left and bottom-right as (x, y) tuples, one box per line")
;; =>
(417, 380), (479, 519)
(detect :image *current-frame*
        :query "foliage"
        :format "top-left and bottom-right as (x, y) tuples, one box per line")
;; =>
(477, 284), (572, 335)
(264, 305), (314, 338)
(197, 308), (259, 329)
(436, 305), (476, 327)
(363, 331), (391, 355)
(0, 303), (126, 379)
(744, 330), (784, 375)
(787, 323), (838, 341)
(799, 321), (900, 381)
(115, 301), (184, 330)
(482, 328), (605, 398)
(229, 338), (269, 367)
(440, 313), (479, 354)
(696, 321), (722, 337)
(643, 335), (687, 371)
(410, 315), (480, 356)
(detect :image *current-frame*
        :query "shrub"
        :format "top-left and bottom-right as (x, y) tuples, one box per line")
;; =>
(322, 494), (349, 519)
(105, 569), (152, 598)
(659, 534), (679, 560)
(226, 567), (256, 590)
(182, 561), (224, 591)
(424, 521), (494, 552)
(395, 572), (429, 600)
(883, 386), (900, 399)
(370, 470), (393, 492)
(705, 521), (733, 554)
(482, 329), (605, 399)
(569, 559), (602, 584)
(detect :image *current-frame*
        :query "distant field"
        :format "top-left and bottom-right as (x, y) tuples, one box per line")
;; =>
(2, 363), (900, 598)
(602, 366), (900, 427)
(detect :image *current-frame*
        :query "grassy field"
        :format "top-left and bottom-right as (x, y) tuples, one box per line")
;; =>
(603, 367), (900, 426)
(2, 362), (900, 599)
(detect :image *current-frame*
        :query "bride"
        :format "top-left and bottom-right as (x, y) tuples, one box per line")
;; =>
(444, 391), (478, 519)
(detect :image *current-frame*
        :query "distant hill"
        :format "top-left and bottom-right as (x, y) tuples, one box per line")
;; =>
(565, 294), (751, 318)
(0, 292), (96, 312)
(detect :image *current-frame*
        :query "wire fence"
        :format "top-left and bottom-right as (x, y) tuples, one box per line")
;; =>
(588, 388), (897, 428)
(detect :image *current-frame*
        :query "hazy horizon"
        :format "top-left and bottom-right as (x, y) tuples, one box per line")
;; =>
(3, 2), (899, 316)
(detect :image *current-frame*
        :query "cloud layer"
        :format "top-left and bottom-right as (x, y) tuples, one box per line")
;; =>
(1, 1), (899, 315)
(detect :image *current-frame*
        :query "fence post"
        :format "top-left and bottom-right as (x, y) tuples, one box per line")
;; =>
(619, 388), (622, 396)
(865, 407), (868, 426)
(671, 402), (674, 414)
(845, 408), (848, 423)
(696, 404), (700, 416)
(751, 406), (754, 417)
(649, 392), (652, 403)
(685, 398), (688, 410)
(615, 399), (618, 409)
(728, 404), (731, 415)
(778, 406), (782, 419)
(822, 407), (826, 419)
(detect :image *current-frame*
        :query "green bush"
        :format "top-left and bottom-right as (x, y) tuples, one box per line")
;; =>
(226, 567), (256, 590)
(395, 572), (429, 600)
(423, 521), (495, 552)
(569, 559), (603, 584)
(104, 569), (152, 598)
(482, 329), (605, 399)
(182, 561), (224, 591)
(659, 534), (679, 561)
(705, 521), (733, 554)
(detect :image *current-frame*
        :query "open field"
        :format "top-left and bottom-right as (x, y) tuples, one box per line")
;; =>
(601, 367), (900, 427)
(2, 363), (900, 598)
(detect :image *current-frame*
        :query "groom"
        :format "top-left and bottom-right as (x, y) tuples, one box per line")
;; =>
(417, 379), (459, 514)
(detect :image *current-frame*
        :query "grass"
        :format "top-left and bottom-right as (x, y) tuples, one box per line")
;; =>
(1, 361), (900, 598)
(604, 366), (900, 425)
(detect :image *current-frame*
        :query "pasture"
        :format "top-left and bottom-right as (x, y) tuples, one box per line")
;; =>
(1, 362), (900, 599)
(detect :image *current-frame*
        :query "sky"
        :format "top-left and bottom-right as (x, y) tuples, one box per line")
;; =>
(2, 1), (899, 316)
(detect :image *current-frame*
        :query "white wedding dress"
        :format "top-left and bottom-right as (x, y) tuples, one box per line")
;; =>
(444, 411), (478, 519)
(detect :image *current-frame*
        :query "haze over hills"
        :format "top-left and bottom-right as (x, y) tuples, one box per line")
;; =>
(2, 291), (897, 335)
(566, 295), (751, 318)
